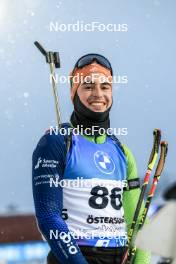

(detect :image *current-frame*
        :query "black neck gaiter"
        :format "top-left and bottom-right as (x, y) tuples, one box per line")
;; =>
(70, 93), (112, 136)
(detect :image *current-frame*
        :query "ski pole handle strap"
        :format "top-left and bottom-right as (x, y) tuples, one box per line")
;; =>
(124, 178), (140, 191)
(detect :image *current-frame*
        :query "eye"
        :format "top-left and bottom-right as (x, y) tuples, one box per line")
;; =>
(102, 85), (111, 90)
(84, 84), (93, 90)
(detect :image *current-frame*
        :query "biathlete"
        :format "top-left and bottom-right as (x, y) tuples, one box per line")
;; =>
(32, 54), (151, 264)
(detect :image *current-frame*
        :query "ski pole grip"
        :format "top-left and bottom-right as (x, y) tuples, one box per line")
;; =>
(34, 41), (61, 68)
(148, 129), (161, 170)
(34, 41), (47, 56)
(155, 141), (168, 176)
(153, 129), (161, 153)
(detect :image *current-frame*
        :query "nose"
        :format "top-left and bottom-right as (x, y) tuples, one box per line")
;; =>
(92, 84), (103, 98)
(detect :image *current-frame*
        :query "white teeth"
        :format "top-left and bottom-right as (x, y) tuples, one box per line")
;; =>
(91, 103), (104, 106)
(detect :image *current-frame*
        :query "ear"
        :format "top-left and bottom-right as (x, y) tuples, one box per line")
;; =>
(69, 70), (73, 88)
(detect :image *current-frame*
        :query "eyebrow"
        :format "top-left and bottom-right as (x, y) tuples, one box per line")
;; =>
(82, 81), (94, 85)
(101, 82), (111, 86)
(82, 81), (111, 86)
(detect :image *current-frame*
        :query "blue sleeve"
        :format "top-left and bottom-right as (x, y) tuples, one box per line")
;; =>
(32, 132), (88, 264)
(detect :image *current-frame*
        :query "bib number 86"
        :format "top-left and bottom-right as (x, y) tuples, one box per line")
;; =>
(88, 186), (122, 210)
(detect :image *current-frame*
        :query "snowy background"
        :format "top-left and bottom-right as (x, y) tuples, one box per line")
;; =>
(0, 0), (176, 214)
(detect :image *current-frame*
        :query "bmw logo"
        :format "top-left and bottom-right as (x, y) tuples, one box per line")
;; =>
(94, 151), (115, 174)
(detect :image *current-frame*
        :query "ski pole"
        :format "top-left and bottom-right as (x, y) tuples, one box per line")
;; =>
(139, 141), (168, 229)
(121, 129), (161, 264)
(128, 141), (168, 264)
(34, 41), (62, 127)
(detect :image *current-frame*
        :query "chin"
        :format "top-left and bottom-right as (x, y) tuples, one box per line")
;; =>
(91, 107), (107, 112)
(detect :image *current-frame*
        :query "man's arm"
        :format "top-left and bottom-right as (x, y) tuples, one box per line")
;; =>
(32, 132), (88, 264)
(122, 144), (151, 264)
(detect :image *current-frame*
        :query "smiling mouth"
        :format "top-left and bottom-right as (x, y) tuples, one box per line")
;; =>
(90, 102), (106, 106)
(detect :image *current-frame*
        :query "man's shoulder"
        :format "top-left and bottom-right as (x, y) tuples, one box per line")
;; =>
(35, 126), (69, 151)
(122, 144), (137, 171)
(121, 143), (130, 155)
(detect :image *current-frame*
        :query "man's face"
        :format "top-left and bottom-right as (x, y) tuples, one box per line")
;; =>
(77, 73), (112, 112)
